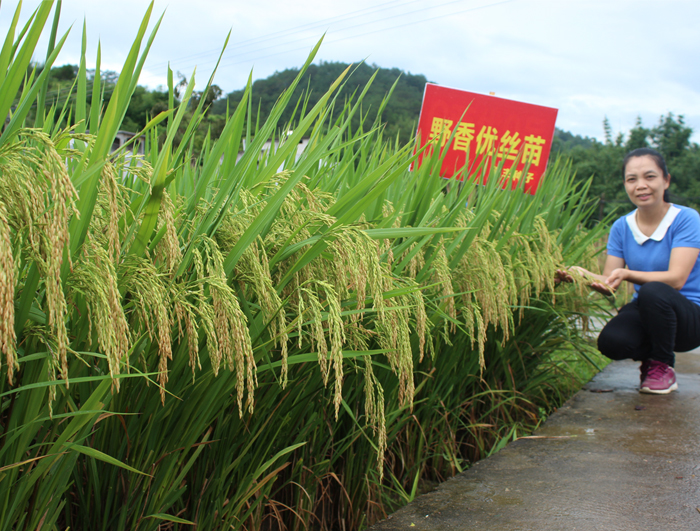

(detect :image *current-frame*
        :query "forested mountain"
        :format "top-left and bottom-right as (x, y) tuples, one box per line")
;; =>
(211, 61), (428, 144)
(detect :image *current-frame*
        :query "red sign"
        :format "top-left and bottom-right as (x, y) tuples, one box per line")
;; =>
(415, 84), (558, 194)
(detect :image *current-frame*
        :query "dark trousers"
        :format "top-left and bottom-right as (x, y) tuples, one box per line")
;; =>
(597, 281), (700, 367)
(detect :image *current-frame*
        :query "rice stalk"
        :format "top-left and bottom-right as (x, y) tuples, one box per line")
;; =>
(200, 235), (256, 415)
(118, 254), (172, 402)
(0, 129), (79, 385)
(237, 236), (288, 384)
(0, 200), (17, 383)
(68, 236), (129, 388)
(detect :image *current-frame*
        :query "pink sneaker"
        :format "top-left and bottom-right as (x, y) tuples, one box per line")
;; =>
(639, 359), (651, 387)
(640, 360), (678, 394)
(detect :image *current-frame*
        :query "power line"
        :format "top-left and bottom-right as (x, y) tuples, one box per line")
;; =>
(145, 0), (427, 72)
(212, 0), (517, 77)
(150, 0), (516, 88)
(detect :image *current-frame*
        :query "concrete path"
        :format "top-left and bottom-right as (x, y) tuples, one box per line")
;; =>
(372, 352), (700, 531)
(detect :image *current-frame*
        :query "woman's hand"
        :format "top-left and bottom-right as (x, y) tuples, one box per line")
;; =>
(555, 266), (589, 284)
(604, 268), (629, 292)
(554, 268), (574, 284)
(590, 281), (616, 296)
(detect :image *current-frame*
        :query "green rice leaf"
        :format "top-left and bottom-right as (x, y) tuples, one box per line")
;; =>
(62, 442), (152, 477)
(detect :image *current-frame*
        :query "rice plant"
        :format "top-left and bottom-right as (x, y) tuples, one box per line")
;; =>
(0, 2), (609, 530)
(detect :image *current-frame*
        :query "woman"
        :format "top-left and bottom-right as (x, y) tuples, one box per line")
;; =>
(560, 147), (700, 394)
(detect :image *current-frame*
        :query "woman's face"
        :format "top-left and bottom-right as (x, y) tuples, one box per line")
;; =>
(623, 155), (670, 209)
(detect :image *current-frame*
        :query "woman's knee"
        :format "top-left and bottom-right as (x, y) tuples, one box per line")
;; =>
(637, 281), (674, 307)
(597, 323), (631, 360)
(597, 303), (646, 360)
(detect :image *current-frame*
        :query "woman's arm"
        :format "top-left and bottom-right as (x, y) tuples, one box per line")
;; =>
(605, 247), (700, 291)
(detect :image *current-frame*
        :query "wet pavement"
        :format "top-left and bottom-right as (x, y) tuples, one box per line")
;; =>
(372, 351), (700, 531)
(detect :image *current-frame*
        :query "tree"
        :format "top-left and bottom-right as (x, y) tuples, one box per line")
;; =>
(553, 114), (700, 218)
(50, 63), (78, 81)
(121, 85), (170, 132)
(649, 114), (700, 202)
(624, 116), (649, 152)
(651, 113), (692, 160)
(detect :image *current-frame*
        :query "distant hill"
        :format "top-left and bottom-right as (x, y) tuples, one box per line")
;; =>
(211, 61), (429, 144)
(551, 128), (598, 152)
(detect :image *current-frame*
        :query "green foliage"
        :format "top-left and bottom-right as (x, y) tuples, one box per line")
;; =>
(0, 3), (607, 530)
(120, 84), (170, 132)
(26, 62), (168, 133)
(553, 114), (700, 219)
(551, 127), (597, 152)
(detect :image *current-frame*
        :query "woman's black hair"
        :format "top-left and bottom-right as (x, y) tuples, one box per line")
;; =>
(622, 147), (670, 202)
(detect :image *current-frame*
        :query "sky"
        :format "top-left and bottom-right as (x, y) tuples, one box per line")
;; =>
(3, 0), (700, 142)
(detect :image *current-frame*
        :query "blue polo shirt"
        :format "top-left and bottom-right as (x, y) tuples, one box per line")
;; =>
(607, 204), (700, 306)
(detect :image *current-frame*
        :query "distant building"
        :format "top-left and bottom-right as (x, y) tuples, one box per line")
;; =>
(111, 130), (144, 155)
(236, 135), (310, 165)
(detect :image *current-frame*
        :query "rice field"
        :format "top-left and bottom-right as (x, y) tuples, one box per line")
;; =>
(0, 3), (609, 530)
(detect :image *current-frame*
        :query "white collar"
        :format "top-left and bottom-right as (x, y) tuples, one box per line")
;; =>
(625, 204), (680, 245)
